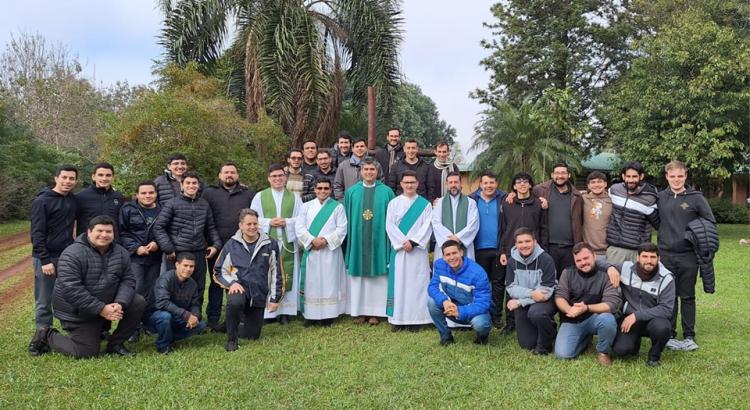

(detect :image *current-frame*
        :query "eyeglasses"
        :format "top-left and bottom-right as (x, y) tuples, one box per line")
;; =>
(401, 181), (417, 184)
(269, 174), (285, 178)
(315, 187), (331, 191)
(289, 157), (303, 160)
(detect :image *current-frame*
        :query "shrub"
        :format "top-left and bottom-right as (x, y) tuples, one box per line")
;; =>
(708, 198), (748, 224)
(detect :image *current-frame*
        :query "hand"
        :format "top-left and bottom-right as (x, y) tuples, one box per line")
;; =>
(312, 237), (327, 250)
(186, 314), (199, 329)
(566, 302), (587, 318)
(166, 252), (176, 261)
(507, 299), (521, 311)
(136, 246), (149, 256)
(267, 302), (279, 312)
(531, 289), (547, 302)
(505, 192), (516, 204)
(145, 241), (159, 253)
(206, 246), (218, 259)
(539, 197), (549, 209)
(41, 263), (56, 276)
(271, 217), (286, 227)
(607, 267), (620, 288)
(402, 241), (413, 252)
(499, 254), (507, 266)
(100, 303), (123, 321)
(229, 283), (245, 295)
(442, 300), (458, 318)
(620, 313), (637, 333)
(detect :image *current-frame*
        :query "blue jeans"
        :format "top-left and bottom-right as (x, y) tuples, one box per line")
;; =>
(554, 313), (617, 359)
(146, 310), (206, 349)
(427, 298), (491, 339)
(33, 257), (58, 328)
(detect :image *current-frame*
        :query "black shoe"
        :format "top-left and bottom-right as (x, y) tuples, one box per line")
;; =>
(647, 359), (661, 367)
(491, 318), (504, 330)
(225, 340), (239, 352)
(157, 345), (174, 355)
(408, 325), (421, 333)
(100, 330), (110, 341)
(304, 320), (316, 328)
(455, 326), (471, 332)
(279, 315), (291, 325)
(127, 329), (141, 344)
(320, 319), (334, 327)
(532, 347), (550, 356)
(28, 327), (51, 357)
(208, 321), (227, 333)
(106, 344), (136, 357)
(500, 325), (515, 335)
(473, 335), (489, 345)
(391, 325), (404, 332)
(439, 335), (455, 346)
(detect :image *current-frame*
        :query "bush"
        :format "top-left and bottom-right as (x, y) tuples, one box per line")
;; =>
(708, 198), (748, 224)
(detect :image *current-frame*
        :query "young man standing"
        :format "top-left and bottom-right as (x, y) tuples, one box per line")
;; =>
(426, 141), (459, 203)
(432, 172), (479, 261)
(28, 165), (78, 356)
(387, 139), (429, 196)
(334, 138), (382, 200)
(301, 139), (319, 175)
(385, 171), (433, 331)
(214, 209), (283, 351)
(75, 162), (124, 237)
(284, 148), (314, 201)
(154, 153), (189, 205)
(582, 171), (613, 260)
(374, 127), (405, 184)
(331, 131), (352, 169)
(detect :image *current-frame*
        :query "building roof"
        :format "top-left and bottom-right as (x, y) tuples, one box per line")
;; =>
(582, 152), (619, 171)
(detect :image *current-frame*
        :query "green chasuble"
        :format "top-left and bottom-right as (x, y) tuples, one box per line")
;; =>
(260, 188), (296, 291)
(344, 181), (395, 277)
(441, 194), (468, 233)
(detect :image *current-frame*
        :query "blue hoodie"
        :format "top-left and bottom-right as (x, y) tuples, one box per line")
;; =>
(428, 256), (491, 321)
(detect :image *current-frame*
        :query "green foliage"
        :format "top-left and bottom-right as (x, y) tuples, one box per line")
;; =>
(472, 90), (584, 189)
(601, 4), (750, 180)
(99, 64), (287, 197)
(708, 199), (749, 224)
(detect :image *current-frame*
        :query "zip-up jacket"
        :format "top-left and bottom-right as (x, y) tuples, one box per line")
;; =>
(556, 265), (622, 323)
(30, 187), (77, 265)
(53, 234), (135, 323)
(469, 188), (508, 250)
(149, 270), (202, 320)
(656, 187), (716, 254)
(505, 244), (556, 307)
(533, 180), (583, 245)
(374, 143), (404, 184)
(616, 261), (675, 322)
(425, 162), (459, 202)
(74, 185), (124, 237)
(686, 217), (719, 294)
(387, 157), (430, 196)
(499, 195), (547, 256)
(154, 170), (205, 205)
(118, 201), (162, 264)
(333, 156), (382, 200)
(213, 231), (283, 307)
(153, 194), (222, 254)
(606, 182), (659, 250)
(202, 183), (255, 242)
(428, 256), (491, 322)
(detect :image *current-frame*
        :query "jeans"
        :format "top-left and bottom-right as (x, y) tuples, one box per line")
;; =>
(662, 251), (698, 339)
(33, 257), (58, 328)
(514, 299), (557, 352)
(554, 313), (617, 359)
(146, 310), (206, 350)
(427, 298), (491, 339)
(165, 251), (208, 313)
(613, 317), (671, 362)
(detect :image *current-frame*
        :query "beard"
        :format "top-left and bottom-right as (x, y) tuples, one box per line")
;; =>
(449, 187), (460, 196)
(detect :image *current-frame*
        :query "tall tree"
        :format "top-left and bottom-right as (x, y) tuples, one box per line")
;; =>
(158, 0), (403, 148)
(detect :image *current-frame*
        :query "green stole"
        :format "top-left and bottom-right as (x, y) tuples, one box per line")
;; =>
(386, 196), (429, 316)
(260, 188), (295, 292)
(344, 181), (395, 277)
(441, 194), (468, 233)
(298, 198), (338, 314)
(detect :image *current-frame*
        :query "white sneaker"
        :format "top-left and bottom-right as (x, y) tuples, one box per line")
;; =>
(682, 338), (699, 351)
(666, 338), (684, 350)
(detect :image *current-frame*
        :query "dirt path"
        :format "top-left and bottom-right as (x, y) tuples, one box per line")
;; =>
(0, 231), (30, 253)
(0, 276), (32, 313)
(0, 256), (32, 283)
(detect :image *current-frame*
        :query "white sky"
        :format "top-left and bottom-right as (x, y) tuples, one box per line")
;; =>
(0, 0), (495, 161)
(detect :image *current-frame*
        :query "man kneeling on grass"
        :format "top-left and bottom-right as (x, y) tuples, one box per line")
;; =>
(29, 215), (145, 358)
(145, 252), (206, 354)
(214, 209), (283, 351)
(427, 240), (492, 346)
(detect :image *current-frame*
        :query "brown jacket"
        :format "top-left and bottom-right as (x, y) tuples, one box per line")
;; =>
(532, 180), (583, 246)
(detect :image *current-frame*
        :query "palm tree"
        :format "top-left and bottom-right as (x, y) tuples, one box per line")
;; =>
(471, 98), (582, 190)
(158, 0), (403, 147)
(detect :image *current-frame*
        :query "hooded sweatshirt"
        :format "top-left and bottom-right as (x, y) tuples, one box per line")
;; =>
(505, 243), (557, 307)
(657, 187), (715, 254)
(30, 187), (77, 264)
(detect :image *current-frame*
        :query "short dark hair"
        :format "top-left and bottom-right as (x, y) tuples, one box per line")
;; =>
(441, 239), (464, 252)
(239, 208), (259, 223)
(303, 139), (317, 148)
(168, 153), (187, 163)
(316, 150), (330, 159)
(268, 163), (285, 175)
(446, 171), (461, 180)
(55, 164), (78, 178)
(400, 170), (418, 182)
(387, 127), (401, 133)
(637, 242), (659, 256)
(435, 141), (450, 150)
(479, 171), (496, 181)
(552, 162), (569, 172)
(219, 162), (238, 173)
(175, 252), (196, 263)
(572, 242), (595, 256)
(136, 180), (156, 192)
(511, 172), (534, 188)
(87, 215), (116, 230)
(315, 178), (332, 188)
(287, 148), (303, 158)
(586, 171), (607, 183)
(92, 162), (114, 174)
(352, 138), (367, 146)
(621, 161), (645, 176)
(404, 138), (418, 146)
(361, 157), (378, 168)
(182, 171), (200, 181)
(514, 227), (535, 240)
(337, 130), (352, 141)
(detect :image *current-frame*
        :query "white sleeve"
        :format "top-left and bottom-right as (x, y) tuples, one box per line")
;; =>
(295, 203), (314, 250)
(386, 200), (407, 251)
(250, 193), (271, 234)
(324, 204), (347, 250)
(431, 198), (451, 246)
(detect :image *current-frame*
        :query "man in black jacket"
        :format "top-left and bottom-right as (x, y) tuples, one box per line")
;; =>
(145, 252), (206, 354)
(29, 165), (78, 356)
(387, 139), (429, 196)
(202, 163), (255, 330)
(374, 127), (404, 186)
(154, 171), (222, 313)
(657, 160), (716, 352)
(75, 162), (124, 237)
(154, 153), (188, 205)
(426, 141), (459, 203)
(29, 215), (146, 358)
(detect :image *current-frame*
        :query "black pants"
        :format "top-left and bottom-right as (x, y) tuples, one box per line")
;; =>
(661, 251), (698, 339)
(47, 294), (146, 358)
(206, 254), (225, 323)
(613, 317), (671, 362)
(475, 249), (507, 325)
(226, 293), (265, 341)
(514, 298), (557, 352)
(548, 244), (574, 279)
(166, 251), (207, 313)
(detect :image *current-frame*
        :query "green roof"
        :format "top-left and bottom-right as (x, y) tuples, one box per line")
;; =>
(582, 152), (619, 171)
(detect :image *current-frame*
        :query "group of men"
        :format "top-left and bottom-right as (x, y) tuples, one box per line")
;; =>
(26, 130), (717, 367)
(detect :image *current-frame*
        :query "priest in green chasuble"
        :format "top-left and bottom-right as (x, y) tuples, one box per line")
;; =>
(344, 158), (395, 325)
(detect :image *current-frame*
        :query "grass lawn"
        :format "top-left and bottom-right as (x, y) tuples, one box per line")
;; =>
(1, 225), (749, 408)
(0, 219), (29, 238)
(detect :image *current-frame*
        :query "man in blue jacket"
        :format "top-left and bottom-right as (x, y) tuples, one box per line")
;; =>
(427, 240), (492, 346)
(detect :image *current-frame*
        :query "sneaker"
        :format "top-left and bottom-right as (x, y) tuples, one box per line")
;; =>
(532, 347), (551, 356)
(682, 338), (699, 351)
(647, 359), (661, 367)
(157, 345), (174, 355)
(127, 329), (141, 344)
(105, 344), (136, 357)
(596, 352), (612, 367)
(473, 335), (489, 345)
(208, 321), (226, 333)
(666, 338), (684, 351)
(439, 335), (455, 346)
(28, 327), (51, 357)
(225, 340), (239, 352)
(500, 325), (515, 335)
(491, 318), (504, 330)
